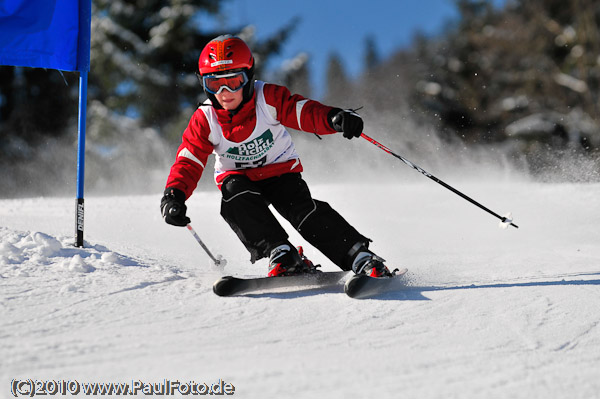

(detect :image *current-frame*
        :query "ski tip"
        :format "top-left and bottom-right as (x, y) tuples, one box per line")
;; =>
(344, 268), (409, 299)
(394, 267), (409, 277)
(213, 276), (237, 297)
(343, 274), (369, 299)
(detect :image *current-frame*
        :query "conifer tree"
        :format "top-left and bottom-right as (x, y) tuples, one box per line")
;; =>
(323, 53), (351, 105)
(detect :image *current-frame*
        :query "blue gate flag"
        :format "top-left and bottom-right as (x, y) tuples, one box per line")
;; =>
(0, 0), (90, 72)
(0, 0), (92, 247)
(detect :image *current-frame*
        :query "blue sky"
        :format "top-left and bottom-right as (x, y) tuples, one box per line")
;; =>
(199, 0), (503, 98)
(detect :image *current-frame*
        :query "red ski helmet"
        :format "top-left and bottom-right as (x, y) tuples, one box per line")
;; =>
(198, 35), (254, 75)
(198, 35), (255, 108)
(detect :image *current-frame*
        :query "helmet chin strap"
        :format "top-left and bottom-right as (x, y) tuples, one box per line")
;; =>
(205, 91), (222, 109)
(241, 64), (255, 102)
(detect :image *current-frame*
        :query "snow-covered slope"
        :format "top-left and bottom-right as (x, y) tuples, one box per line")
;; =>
(2, 179), (599, 398)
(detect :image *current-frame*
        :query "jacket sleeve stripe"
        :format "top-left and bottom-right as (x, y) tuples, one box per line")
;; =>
(263, 82), (336, 134)
(295, 99), (308, 131)
(177, 147), (205, 169)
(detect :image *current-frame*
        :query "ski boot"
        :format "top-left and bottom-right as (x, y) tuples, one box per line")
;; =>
(350, 246), (393, 278)
(267, 244), (317, 277)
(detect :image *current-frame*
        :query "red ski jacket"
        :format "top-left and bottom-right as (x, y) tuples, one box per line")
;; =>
(165, 81), (338, 199)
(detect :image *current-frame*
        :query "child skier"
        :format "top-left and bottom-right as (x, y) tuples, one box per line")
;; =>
(160, 35), (391, 277)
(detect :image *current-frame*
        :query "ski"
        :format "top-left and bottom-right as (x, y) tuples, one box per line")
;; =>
(213, 271), (349, 296)
(344, 268), (409, 299)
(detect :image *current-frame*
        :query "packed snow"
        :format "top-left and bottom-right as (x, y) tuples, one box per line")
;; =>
(2, 152), (600, 398)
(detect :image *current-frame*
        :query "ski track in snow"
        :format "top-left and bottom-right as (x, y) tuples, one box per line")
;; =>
(1, 181), (600, 398)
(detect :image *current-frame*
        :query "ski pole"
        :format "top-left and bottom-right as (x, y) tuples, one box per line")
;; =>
(186, 223), (227, 268)
(168, 204), (227, 267)
(360, 133), (519, 229)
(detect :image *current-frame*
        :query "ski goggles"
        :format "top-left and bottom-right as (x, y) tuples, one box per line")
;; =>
(202, 71), (248, 94)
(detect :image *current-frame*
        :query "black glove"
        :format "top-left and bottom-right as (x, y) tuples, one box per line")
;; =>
(160, 187), (191, 227)
(329, 108), (363, 139)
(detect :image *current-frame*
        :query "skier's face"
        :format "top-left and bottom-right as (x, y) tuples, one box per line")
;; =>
(215, 88), (243, 111)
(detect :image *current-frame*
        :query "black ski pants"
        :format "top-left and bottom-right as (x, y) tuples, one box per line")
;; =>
(220, 173), (367, 269)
